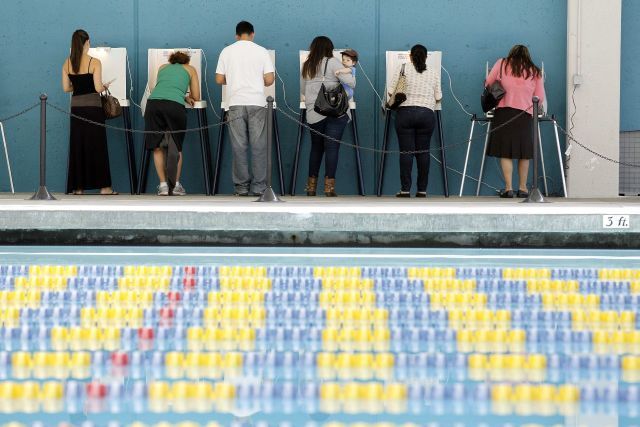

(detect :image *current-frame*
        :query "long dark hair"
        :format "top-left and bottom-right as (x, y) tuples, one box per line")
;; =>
(70, 29), (90, 74)
(410, 44), (428, 73)
(302, 36), (334, 80)
(505, 45), (541, 79)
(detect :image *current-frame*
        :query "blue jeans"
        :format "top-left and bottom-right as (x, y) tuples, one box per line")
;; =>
(308, 115), (349, 179)
(395, 107), (436, 192)
(227, 106), (268, 194)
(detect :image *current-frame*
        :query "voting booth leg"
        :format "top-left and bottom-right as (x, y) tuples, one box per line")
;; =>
(289, 109), (306, 196)
(475, 123), (492, 196)
(350, 109), (366, 196)
(537, 123), (549, 196)
(196, 108), (212, 196)
(436, 111), (449, 197)
(459, 118), (477, 196)
(551, 117), (568, 197)
(137, 149), (151, 195)
(201, 109), (214, 195)
(273, 110), (285, 196)
(212, 109), (226, 195)
(376, 112), (392, 197)
(0, 123), (14, 194)
(122, 106), (138, 195)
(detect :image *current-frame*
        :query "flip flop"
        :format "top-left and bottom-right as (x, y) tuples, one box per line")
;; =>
(100, 190), (119, 195)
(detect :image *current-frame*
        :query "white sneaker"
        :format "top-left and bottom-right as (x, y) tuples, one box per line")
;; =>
(173, 183), (187, 196)
(157, 183), (169, 196)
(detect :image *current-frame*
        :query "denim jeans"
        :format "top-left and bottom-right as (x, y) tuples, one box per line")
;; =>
(308, 115), (349, 179)
(395, 107), (436, 192)
(227, 106), (268, 194)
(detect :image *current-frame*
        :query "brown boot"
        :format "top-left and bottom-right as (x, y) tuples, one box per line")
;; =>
(324, 177), (337, 197)
(305, 176), (318, 196)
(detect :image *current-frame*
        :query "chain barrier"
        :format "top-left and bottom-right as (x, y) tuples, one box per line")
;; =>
(430, 153), (501, 193)
(45, 102), (246, 135)
(555, 121), (640, 168)
(276, 105), (531, 156)
(0, 103), (40, 123)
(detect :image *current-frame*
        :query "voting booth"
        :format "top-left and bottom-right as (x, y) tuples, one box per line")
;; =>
(458, 62), (567, 197)
(212, 50), (285, 196)
(137, 49), (214, 195)
(289, 50), (365, 196)
(376, 51), (450, 197)
(64, 47), (138, 194)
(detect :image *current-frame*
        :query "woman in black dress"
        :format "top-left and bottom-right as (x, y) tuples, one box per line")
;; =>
(61, 29), (117, 195)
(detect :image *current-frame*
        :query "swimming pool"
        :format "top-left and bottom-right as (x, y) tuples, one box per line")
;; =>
(0, 247), (638, 427)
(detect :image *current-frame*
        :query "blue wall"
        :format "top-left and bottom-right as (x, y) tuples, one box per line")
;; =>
(621, 0), (639, 131)
(0, 0), (567, 196)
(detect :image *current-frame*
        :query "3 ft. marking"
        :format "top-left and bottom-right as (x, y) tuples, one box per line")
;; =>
(603, 215), (630, 229)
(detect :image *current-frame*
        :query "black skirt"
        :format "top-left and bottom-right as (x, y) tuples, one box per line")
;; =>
(67, 104), (112, 193)
(486, 107), (534, 159)
(144, 99), (187, 151)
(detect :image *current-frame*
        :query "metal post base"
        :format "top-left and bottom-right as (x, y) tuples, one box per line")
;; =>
(521, 187), (549, 203)
(255, 186), (284, 203)
(30, 186), (56, 200)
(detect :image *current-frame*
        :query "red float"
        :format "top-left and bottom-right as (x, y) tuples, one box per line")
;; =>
(183, 277), (196, 289)
(138, 327), (154, 340)
(86, 382), (107, 399)
(111, 352), (129, 366)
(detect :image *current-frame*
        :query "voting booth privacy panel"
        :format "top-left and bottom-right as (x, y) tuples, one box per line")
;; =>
(144, 48), (203, 108)
(87, 47), (128, 104)
(384, 50), (442, 111)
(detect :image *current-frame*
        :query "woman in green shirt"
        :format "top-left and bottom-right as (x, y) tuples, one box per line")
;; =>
(145, 51), (200, 196)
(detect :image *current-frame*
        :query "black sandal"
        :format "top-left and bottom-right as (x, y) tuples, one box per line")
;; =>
(499, 190), (514, 198)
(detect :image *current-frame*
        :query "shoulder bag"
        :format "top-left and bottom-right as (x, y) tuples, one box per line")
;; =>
(481, 59), (506, 113)
(385, 64), (407, 110)
(313, 59), (349, 118)
(101, 88), (123, 120)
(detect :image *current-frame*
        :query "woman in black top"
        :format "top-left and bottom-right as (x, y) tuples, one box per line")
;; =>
(61, 29), (117, 195)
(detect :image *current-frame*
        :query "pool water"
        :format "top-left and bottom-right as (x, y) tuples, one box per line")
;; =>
(0, 247), (639, 427)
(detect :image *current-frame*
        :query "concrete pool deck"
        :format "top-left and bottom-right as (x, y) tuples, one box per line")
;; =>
(0, 194), (638, 248)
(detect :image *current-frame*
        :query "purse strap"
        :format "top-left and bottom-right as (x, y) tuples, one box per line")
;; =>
(322, 58), (329, 83)
(499, 59), (504, 80)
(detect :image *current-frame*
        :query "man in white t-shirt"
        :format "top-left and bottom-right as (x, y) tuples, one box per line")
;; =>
(215, 21), (275, 196)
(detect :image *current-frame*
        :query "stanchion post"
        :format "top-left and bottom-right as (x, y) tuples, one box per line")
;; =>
(256, 96), (283, 202)
(30, 94), (56, 200)
(522, 96), (548, 204)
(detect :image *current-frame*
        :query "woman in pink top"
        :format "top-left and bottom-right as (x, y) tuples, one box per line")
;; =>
(485, 45), (545, 198)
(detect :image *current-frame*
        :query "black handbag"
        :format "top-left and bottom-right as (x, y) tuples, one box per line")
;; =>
(481, 59), (506, 113)
(313, 59), (349, 118)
